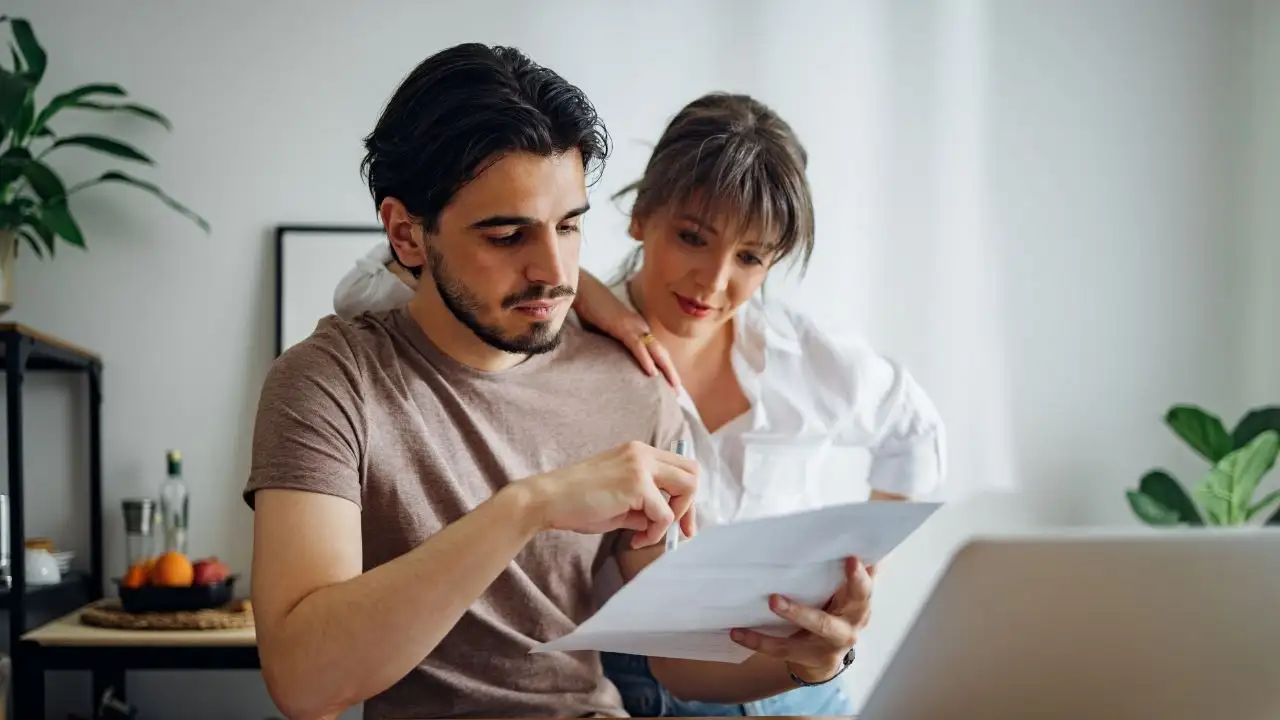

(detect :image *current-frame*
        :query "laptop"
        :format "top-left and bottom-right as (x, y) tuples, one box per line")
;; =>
(859, 528), (1280, 720)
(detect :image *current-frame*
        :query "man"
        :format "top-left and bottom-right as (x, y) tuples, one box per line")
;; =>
(245, 43), (869, 720)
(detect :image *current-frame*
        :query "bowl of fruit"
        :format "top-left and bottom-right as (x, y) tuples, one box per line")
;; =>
(116, 552), (236, 613)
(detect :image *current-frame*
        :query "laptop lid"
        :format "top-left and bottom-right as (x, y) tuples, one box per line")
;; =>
(860, 529), (1280, 720)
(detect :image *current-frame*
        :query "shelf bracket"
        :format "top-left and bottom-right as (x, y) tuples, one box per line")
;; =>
(5, 335), (33, 379)
(88, 361), (103, 404)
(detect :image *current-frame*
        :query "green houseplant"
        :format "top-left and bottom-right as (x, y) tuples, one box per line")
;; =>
(1127, 404), (1280, 527)
(0, 16), (208, 311)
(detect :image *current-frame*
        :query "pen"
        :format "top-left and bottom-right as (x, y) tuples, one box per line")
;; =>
(665, 439), (687, 553)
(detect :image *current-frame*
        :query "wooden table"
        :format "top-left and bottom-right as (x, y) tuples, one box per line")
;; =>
(18, 610), (852, 719)
(17, 605), (260, 718)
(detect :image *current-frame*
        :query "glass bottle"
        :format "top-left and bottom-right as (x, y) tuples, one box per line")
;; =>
(159, 449), (189, 554)
(121, 497), (155, 567)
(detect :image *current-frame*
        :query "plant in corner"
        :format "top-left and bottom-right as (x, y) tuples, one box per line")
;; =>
(0, 15), (208, 312)
(1127, 404), (1280, 527)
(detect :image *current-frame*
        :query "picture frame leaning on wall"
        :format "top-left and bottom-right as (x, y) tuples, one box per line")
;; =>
(275, 224), (386, 356)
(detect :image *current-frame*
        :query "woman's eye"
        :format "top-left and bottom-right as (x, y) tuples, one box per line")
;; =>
(678, 230), (706, 247)
(738, 252), (764, 266)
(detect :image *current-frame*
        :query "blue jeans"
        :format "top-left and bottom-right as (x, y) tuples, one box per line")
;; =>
(601, 652), (856, 717)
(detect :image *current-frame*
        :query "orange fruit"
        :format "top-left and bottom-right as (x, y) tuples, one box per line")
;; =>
(122, 564), (147, 589)
(149, 551), (194, 587)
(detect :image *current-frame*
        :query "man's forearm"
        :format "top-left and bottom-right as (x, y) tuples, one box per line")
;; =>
(260, 486), (540, 719)
(648, 655), (799, 705)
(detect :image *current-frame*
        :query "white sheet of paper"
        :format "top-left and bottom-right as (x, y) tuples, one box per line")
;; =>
(533, 500), (941, 663)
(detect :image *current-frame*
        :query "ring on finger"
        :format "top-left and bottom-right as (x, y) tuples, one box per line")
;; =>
(640, 332), (656, 346)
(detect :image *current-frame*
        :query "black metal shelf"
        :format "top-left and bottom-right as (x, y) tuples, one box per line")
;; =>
(1, 571), (93, 639)
(0, 324), (103, 718)
(0, 323), (100, 372)
(0, 570), (92, 606)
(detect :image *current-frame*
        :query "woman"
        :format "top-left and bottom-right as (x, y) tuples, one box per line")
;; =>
(333, 92), (945, 717)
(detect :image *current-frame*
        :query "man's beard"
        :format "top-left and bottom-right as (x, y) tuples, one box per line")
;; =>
(426, 245), (575, 355)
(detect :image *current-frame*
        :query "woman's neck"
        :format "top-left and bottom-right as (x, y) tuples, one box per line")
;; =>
(627, 277), (750, 433)
(626, 277), (734, 382)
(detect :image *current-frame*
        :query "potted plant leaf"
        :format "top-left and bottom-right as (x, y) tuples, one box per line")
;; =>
(0, 15), (208, 313)
(1127, 404), (1280, 527)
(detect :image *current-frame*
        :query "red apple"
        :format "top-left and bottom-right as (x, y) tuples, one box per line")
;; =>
(192, 556), (230, 585)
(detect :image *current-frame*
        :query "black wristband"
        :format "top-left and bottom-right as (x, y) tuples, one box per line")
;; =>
(788, 646), (855, 687)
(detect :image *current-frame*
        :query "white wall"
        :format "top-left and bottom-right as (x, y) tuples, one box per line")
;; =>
(2, 1), (1274, 718)
(1242, 0), (1280, 405)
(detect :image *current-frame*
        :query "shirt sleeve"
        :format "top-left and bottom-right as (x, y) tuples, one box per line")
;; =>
(608, 380), (692, 556)
(653, 381), (690, 452)
(814, 326), (946, 499)
(859, 358), (946, 498)
(243, 320), (367, 510)
(333, 241), (415, 319)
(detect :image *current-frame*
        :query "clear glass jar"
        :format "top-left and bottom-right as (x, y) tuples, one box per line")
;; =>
(121, 497), (156, 567)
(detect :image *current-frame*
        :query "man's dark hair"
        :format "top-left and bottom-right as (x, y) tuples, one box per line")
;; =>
(361, 43), (611, 277)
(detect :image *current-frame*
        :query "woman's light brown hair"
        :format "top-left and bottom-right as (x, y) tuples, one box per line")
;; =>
(613, 92), (815, 279)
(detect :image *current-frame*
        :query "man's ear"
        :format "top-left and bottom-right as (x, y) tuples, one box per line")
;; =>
(379, 197), (426, 270)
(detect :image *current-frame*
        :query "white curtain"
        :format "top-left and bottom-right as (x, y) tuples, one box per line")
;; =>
(1241, 0), (1280, 405)
(719, 0), (1276, 707)
(747, 0), (1019, 503)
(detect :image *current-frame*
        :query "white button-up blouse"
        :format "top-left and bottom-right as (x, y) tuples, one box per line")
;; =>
(606, 278), (945, 528)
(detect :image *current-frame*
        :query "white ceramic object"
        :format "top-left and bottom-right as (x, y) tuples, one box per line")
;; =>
(52, 550), (74, 575)
(25, 548), (61, 585)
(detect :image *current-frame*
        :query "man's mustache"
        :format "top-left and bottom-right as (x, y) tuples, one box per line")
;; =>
(501, 284), (576, 309)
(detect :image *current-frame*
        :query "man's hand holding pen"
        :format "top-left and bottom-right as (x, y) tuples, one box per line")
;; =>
(513, 441), (699, 548)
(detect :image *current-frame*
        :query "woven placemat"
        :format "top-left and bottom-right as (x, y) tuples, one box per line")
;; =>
(79, 598), (253, 631)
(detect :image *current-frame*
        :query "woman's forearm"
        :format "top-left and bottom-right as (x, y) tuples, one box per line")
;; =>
(384, 258), (419, 288)
(649, 654), (796, 704)
(870, 489), (909, 501)
(571, 267), (611, 326)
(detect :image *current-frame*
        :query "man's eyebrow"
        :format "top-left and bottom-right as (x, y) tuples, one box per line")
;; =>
(469, 203), (591, 229)
(470, 214), (535, 229)
(562, 203), (590, 222)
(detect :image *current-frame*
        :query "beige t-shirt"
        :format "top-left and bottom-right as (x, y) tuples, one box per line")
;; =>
(244, 308), (686, 719)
